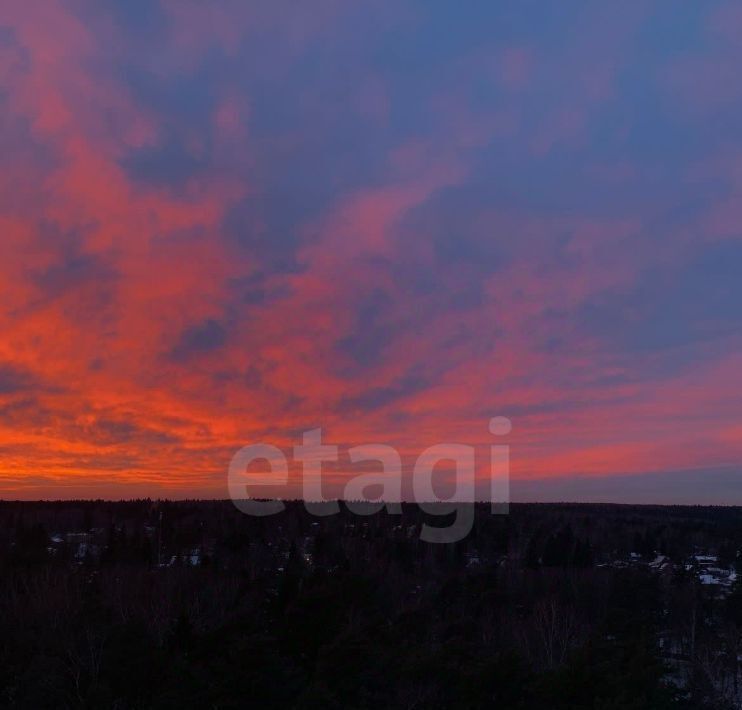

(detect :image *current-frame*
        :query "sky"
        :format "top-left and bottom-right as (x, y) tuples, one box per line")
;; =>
(0, 0), (741, 502)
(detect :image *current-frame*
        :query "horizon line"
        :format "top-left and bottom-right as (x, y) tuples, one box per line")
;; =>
(1, 497), (741, 510)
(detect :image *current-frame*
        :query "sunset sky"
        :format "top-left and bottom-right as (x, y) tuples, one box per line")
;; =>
(1, 1), (741, 502)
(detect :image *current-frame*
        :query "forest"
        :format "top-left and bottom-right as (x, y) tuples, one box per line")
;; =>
(3, 500), (742, 709)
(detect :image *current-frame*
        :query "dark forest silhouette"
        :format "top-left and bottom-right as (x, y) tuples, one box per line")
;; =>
(3, 500), (742, 708)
